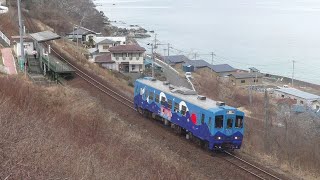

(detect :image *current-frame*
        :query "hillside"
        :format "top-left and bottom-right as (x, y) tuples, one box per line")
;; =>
(0, 76), (196, 179)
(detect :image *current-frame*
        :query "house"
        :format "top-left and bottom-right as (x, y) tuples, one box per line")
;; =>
(229, 72), (264, 86)
(11, 35), (34, 57)
(94, 53), (117, 70)
(109, 44), (146, 73)
(163, 55), (190, 65)
(209, 64), (236, 77)
(66, 26), (99, 43)
(274, 87), (320, 110)
(96, 38), (115, 53)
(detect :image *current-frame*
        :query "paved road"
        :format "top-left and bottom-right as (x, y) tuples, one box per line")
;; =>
(1, 48), (17, 74)
(148, 55), (193, 89)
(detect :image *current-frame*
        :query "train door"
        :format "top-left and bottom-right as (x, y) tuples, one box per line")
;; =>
(224, 111), (236, 139)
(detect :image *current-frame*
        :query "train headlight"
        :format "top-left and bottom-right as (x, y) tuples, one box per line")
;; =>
(234, 136), (240, 140)
(217, 136), (221, 140)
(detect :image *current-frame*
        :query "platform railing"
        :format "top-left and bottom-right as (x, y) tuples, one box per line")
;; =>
(0, 30), (10, 46)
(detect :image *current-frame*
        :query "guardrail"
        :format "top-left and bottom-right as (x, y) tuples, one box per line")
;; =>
(0, 5), (8, 14)
(0, 30), (10, 46)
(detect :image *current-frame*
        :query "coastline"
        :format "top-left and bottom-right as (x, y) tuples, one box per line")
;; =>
(93, 0), (320, 85)
(93, 1), (320, 90)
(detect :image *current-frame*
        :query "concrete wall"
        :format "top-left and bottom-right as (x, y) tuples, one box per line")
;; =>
(14, 42), (34, 57)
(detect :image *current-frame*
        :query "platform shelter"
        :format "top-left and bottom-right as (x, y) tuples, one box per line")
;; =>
(29, 31), (74, 81)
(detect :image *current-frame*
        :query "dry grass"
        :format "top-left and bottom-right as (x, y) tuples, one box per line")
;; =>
(0, 75), (198, 179)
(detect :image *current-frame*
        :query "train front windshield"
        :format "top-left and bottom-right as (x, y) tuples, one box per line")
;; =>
(235, 116), (243, 128)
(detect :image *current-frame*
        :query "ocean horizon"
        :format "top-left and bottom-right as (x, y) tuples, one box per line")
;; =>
(94, 0), (320, 85)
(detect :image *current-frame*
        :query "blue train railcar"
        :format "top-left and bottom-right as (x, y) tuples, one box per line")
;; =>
(134, 77), (245, 150)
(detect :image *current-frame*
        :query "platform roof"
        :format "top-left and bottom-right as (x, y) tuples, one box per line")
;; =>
(30, 31), (61, 43)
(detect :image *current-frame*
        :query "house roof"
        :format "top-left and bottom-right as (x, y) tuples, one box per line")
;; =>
(274, 88), (320, 101)
(96, 38), (115, 45)
(164, 55), (190, 64)
(29, 31), (60, 42)
(230, 72), (264, 79)
(94, 53), (114, 63)
(66, 26), (98, 35)
(11, 35), (33, 41)
(210, 64), (236, 73)
(94, 36), (126, 44)
(184, 60), (210, 68)
(109, 45), (146, 53)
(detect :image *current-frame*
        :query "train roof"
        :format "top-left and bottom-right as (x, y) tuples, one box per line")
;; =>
(137, 77), (236, 111)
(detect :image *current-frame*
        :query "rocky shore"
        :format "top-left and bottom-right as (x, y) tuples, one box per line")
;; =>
(100, 11), (152, 38)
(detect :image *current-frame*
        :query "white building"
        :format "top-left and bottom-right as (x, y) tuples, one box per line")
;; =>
(11, 35), (34, 57)
(274, 87), (320, 111)
(95, 44), (145, 73)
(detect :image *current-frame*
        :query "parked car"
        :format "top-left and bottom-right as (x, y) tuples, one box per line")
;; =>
(185, 72), (192, 79)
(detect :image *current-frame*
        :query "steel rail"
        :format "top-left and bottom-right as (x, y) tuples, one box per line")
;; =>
(75, 72), (136, 111)
(224, 151), (282, 180)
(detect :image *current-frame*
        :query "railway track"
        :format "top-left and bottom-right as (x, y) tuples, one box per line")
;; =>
(24, 16), (284, 180)
(223, 151), (282, 180)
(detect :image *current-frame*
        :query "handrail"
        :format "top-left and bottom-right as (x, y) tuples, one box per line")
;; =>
(0, 30), (10, 46)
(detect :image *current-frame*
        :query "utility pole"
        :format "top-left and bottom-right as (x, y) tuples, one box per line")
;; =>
(264, 90), (270, 153)
(292, 60), (295, 87)
(194, 53), (197, 60)
(211, 52), (215, 65)
(163, 49), (166, 63)
(167, 43), (170, 56)
(151, 44), (154, 78)
(17, 0), (25, 71)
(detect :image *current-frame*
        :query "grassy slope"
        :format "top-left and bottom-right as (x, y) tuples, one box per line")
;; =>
(192, 68), (320, 179)
(0, 76), (195, 179)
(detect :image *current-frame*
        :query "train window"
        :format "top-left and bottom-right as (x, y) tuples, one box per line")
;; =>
(227, 119), (233, 129)
(215, 115), (223, 128)
(168, 99), (172, 109)
(201, 114), (205, 124)
(174, 102), (179, 112)
(149, 91), (154, 101)
(181, 105), (187, 116)
(161, 96), (166, 105)
(235, 116), (243, 128)
(144, 90), (148, 99)
(208, 117), (212, 129)
(155, 94), (160, 103)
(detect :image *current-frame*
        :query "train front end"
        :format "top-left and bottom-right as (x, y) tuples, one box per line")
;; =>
(210, 106), (244, 150)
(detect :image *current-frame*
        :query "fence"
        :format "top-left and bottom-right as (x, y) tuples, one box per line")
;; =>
(0, 30), (10, 46)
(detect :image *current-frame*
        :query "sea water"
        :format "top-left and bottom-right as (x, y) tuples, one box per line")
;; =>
(94, 0), (320, 85)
